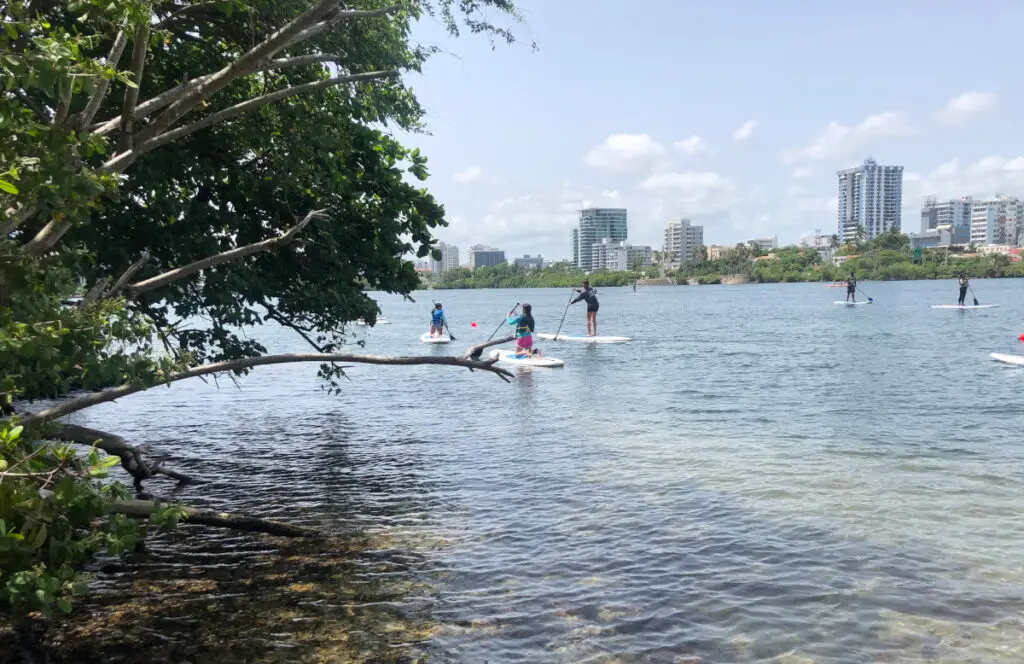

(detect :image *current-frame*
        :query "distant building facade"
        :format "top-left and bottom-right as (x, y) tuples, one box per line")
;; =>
(837, 158), (904, 242)
(468, 244), (506, 270)
(572, 208), (628, 271)
(591, 239), (652, 271)
(705, 244), (733, 261)
(921, 196), (972, 244)
(513, 254), (545, 270)
(663, 219), (704, 265)
(747, 236), (778, 250)
(430, 242), (460, 275)
(971, 195), (1024, 246)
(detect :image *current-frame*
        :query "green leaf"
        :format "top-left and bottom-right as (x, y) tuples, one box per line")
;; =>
(0, 179), (19, 195)
(57, 597), (73, 613)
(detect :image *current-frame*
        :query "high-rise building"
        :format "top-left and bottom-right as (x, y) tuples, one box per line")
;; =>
(430, 242), (460, 275)
(970, 195), (1024, 246)
(572, 208), (627, 271)
(663, 218), (704, 265)
(468, 244), (506, 270)
(921, 196), (972, 244)
(837, 158), (903, 242)
(513, 254), (544, 270)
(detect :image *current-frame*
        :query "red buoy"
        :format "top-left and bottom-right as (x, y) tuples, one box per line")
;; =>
(471, 321), (477, 328)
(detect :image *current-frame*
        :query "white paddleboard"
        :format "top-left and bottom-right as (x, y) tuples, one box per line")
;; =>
(990, 353), (1024, 366)
(535, 333), (632, 343)
(355, 317), (391, 326)
(931, 304), (999, 310)
(489, 349), (564, 367)
(420, 332), (451, 344)
(833, 301), (871, 305)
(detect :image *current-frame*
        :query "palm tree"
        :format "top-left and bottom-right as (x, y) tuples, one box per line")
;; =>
(829, 234), (840, 250)
(693, 245), (707, 263)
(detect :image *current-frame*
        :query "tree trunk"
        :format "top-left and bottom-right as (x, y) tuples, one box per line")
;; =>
(111, 500), (323, 538)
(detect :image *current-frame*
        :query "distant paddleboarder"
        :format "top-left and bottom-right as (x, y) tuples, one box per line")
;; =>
(958, 273), (969, 306)
(571, 279), (600, 336)
(429, 302), (447, 337)
(846, 272), (857, 303)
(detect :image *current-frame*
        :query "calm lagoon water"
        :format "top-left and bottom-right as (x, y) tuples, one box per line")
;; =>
(69, 279), (1024, 662)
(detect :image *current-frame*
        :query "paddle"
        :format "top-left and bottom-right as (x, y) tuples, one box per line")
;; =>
(856, 286), (874, 303)
(552, 290), (575, 340)
(431, 299), (455, 341)
(969, 284), (980, 307)
(486, 303), (519, 342)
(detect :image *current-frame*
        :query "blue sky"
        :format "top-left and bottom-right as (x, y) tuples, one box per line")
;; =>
(399, 0), (1024, 262)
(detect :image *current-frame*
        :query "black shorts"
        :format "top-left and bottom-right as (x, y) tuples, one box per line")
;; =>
(587, 305), (599, 313)
(847, 286), (855, 294)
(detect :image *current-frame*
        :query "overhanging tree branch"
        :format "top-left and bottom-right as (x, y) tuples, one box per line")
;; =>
(104, 251), (151, 299)
(19, 352), (514, 427)
(22, 1), (402, 256)
(135, 70), (399, 154)
(92, 54), (346, 137)
(116, 11), (153, 154)
(73, 29), (129, 131)
(124, 209), (326, 297)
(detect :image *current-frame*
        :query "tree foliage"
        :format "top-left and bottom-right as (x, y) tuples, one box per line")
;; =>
(2, 0), (527, 619)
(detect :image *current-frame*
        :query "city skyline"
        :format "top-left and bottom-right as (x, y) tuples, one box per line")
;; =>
(398, 0), (1023, 262)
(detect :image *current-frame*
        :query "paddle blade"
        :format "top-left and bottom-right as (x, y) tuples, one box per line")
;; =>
(973, 297), (980, 306)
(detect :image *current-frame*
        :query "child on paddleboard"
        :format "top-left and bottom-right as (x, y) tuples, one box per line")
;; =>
(430, 303), (447, 337)
(571, 279), (600, 336)
(506, 304), (540, 357)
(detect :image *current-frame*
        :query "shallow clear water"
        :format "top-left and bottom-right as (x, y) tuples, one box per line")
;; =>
(71, 280), (1024, 662)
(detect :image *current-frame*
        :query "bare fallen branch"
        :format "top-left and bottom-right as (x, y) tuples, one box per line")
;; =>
(465, 336), (514, 359)
(52, 423), (195, 488)
(111, 499), (321, 537)
(136, 71), (399, 154)
(125, 210), (325, 297)
(19, 352), (513, 427)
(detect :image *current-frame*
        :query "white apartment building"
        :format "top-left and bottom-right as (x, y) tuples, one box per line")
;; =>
(430, 242), (460, 275)
(591, 239), (653, 271)
(513, 254), (544, 270)
(747, 236), (778, 250)
(971, 195), (1024, 247)
(837, 158), (903, 242)
(663, 219), (704, 265)
(921, 196), (972, 244)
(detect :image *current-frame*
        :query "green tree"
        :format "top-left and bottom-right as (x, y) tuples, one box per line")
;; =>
(2, 0), (528, 618)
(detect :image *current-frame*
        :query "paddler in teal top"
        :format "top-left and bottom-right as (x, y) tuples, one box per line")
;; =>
(429, 302), (447, 337)
(506, 303), (541, 358)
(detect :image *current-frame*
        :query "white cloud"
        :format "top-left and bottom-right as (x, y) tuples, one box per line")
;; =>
(601, 190), (620, 199)
(791, 168), (812, 179)
(452, 166), (482, 184)
(905, 155), (1024, 203)
(582, 133), (668, 174)
(732, 119), (758, 142)
(674, 135), (712, 155)
(782, 111), (914, 164)
(639, 171), (738, 214)
(935, 92), (998, 124)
